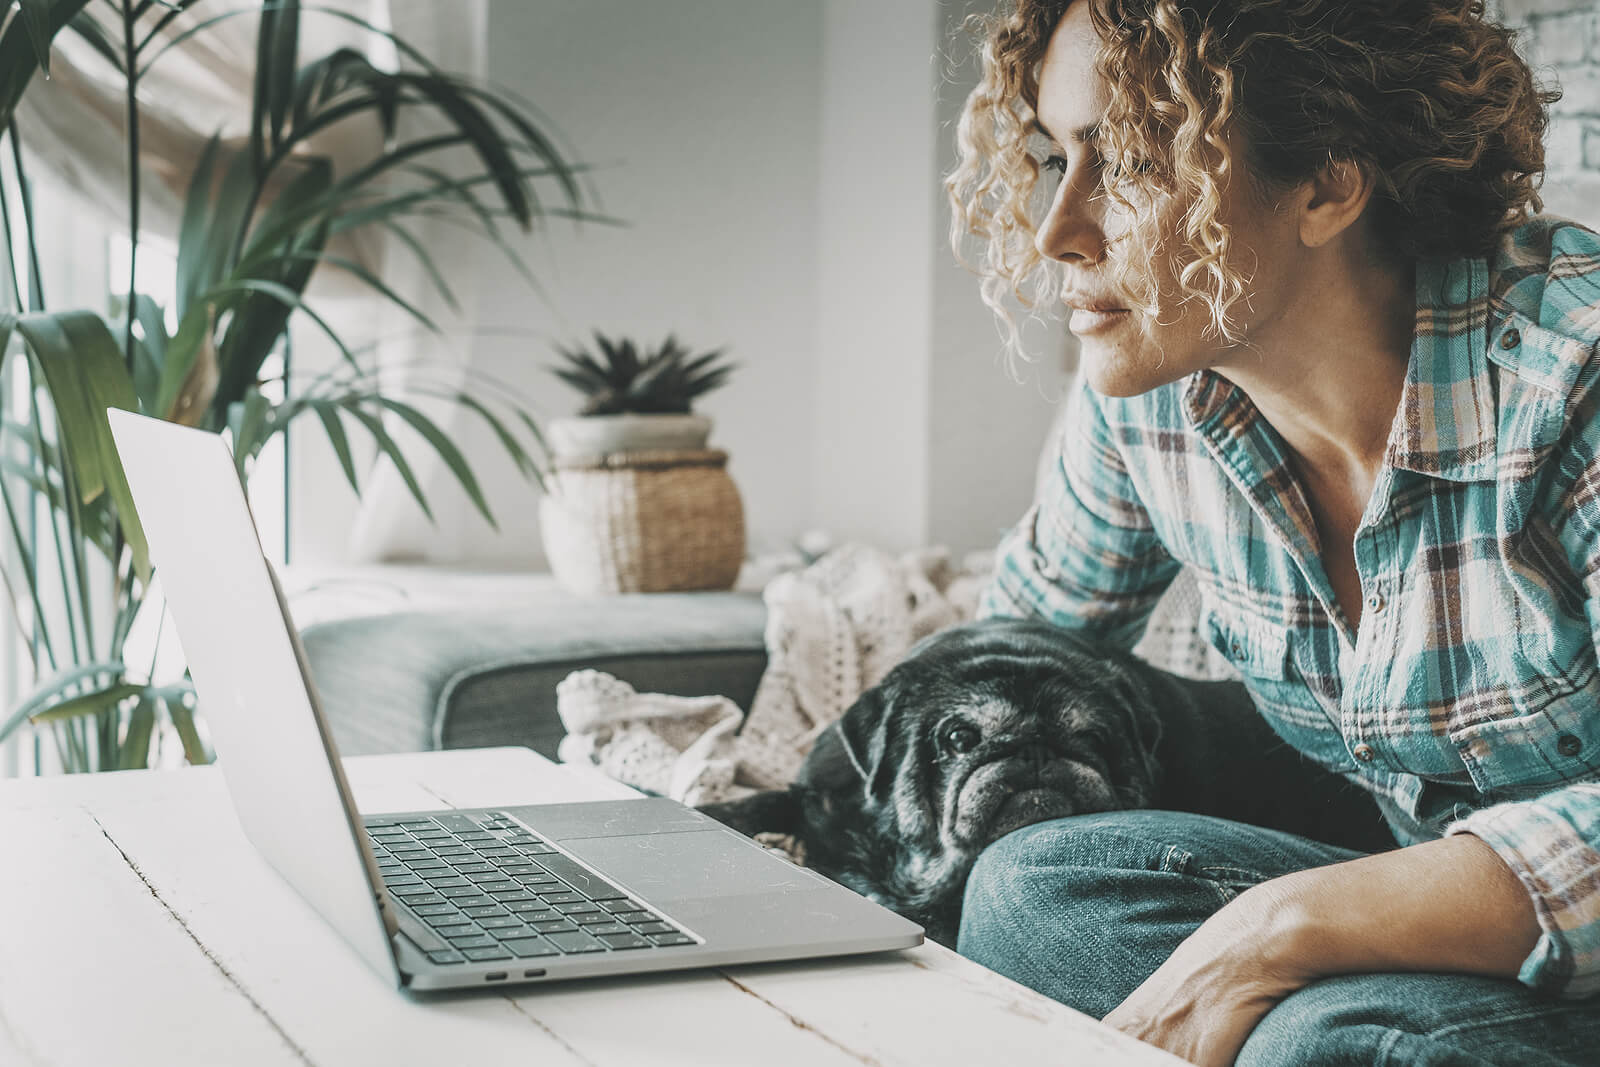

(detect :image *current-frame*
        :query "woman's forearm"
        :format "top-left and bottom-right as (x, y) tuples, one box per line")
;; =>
(1247, 834), (1544, 982)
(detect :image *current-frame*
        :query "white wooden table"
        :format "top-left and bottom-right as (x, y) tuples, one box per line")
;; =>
(1, 746), (1180, 1066)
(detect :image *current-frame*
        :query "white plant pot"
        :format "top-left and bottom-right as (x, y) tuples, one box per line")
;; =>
(547, 413), (713, 456)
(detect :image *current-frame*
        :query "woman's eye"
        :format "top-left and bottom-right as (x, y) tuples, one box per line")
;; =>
(1104, 156), (1155, 183)
(941, 723), (981, 754)
(1040, 154), (1068, 175)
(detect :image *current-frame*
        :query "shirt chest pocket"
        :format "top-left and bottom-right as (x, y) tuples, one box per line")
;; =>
(1447, 689), (1600, 796)
(1201, 609), (1351, 771)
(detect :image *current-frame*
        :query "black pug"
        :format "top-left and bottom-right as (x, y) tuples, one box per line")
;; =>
(698, 617), (1394, 946)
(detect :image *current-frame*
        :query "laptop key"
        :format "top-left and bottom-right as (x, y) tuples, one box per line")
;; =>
(411, 903), (459, 917)
(477, 915), (522, 929)
(503, 937), (560, 958)
(544, 930), (605, 954)
(394, 892), (446, 906)
(537, 892), (583, 905)
(439, 885), (486, 899)
(423, 876), (470, 889)
(650, 932), (695, 946)
(452, 862), (494, 874)
(573, 912), (618, 926)
(612, 911), (656, 924)
(554, 902), (601, 915)
(513, 872), (560, 885)
(462, 905), (508, 919)
(431, 922), (477, 937)
(490, 890), (536, 902)
(451, 896), (493, 909)
(447, 934), (498, 948)
(488, 925), (533, 941)
(597, 931), (652, 950)
(583, 921), (630, 936)
(600, 899), (643, 913)
(633, 921), (675, 935)
(476, 880), (516, 893)
(425, 950), (466, 965)
(531, 919), (578, 934)
(463, 946), (513, 961)
(506, 901), (553, 915)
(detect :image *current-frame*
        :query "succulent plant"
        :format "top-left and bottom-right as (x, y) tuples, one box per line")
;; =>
(551, 332), (736, 416)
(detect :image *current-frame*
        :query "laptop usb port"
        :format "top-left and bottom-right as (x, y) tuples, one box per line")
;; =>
(523, 969), (546, 978)
(484, 972), (507, 982)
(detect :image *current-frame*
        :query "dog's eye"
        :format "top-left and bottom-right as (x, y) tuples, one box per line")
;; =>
(940, 723), (980, 754)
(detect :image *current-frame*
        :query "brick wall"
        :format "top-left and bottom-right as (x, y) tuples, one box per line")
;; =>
(1494, 0), (1600, 225)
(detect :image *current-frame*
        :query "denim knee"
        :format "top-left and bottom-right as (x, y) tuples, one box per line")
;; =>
(955, 812), (1240, 1016)
(1238, 974), (1600, 1067)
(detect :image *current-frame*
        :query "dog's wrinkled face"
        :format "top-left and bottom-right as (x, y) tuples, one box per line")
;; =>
(699, 617), (1166, 944)
(828, 620), (1162, 864)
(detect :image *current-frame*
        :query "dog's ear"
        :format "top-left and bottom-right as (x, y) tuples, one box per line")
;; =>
(834, 687), (895, 804)
(697, 789), (802, 838)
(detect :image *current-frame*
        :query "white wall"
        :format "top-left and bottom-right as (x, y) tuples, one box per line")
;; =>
(297, 0), (1068, 568)
(469, 0), (827, 564)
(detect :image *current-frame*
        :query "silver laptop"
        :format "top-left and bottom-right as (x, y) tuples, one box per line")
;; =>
(106, 407), (922, 992)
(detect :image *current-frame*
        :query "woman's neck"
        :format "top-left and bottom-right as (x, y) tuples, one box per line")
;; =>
(1218, 239), (1417, 486)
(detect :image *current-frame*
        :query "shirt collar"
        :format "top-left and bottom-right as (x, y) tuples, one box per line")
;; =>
(1384, 255), (1498, 482)
(1181, 254), (1498, 484)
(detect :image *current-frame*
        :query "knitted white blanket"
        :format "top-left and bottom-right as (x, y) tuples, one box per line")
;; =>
(553, 544), (1232, 806)
(554, 543), (992, 805)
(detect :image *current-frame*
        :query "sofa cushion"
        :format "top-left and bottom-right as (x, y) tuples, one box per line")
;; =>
(298, 592), (768, 760)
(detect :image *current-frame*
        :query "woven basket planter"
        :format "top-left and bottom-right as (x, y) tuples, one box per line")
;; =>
(539, 448), (746, 594)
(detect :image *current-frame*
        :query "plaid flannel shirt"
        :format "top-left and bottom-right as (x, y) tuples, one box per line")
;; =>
(980, 216), (1600, 997)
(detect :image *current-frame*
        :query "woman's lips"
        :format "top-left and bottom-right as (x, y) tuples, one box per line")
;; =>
(1068, 307), (1131, 335)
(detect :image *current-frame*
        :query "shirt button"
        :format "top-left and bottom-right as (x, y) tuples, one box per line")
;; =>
(1365, 591), (1385, 614)
(1499, 327), (1521, 350)
(1557, 733), (1582, 758)
(1352, 742), (1376, 763)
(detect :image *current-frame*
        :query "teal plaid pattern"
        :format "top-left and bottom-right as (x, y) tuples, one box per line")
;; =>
(981, 216), (1600, 997)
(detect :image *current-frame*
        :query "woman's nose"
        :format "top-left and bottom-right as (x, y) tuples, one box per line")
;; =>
(1034, 165), (1105, 265)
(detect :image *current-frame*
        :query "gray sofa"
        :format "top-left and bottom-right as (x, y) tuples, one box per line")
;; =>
(297, 590), (769, 761)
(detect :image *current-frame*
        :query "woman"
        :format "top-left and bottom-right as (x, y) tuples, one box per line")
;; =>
(947, 1), (1600, 1064)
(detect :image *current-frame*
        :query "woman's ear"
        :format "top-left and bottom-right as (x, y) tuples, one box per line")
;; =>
(1297, 157), (1378, 249)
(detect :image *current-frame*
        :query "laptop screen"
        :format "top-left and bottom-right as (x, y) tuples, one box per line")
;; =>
(106, 408), (400, 985)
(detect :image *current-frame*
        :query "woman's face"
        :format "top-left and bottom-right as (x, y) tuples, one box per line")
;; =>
(1032, 1), (1303, 397)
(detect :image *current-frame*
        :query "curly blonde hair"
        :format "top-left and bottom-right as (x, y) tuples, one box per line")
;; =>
(946, 0), (1557, 368)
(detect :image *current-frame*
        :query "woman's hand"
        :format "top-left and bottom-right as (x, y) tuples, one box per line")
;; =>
(1102, 881), (1310, 1067)
(1101, 835), (1542, 1066)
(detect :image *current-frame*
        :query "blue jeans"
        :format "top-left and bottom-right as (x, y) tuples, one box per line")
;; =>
(956, 811), (1600, 1066)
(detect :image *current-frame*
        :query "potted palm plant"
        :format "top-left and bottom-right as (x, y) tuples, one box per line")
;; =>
(539, 331), (744, 594)
(0, 1), (611, 772)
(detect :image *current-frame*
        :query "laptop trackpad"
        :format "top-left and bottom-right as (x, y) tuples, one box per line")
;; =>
(563, 830), (823, 901)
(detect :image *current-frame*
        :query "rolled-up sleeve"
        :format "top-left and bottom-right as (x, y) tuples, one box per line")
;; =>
(1446, 788), (1600, 997)
(1445, 416), (1600, 998)
(980, 378), (1180, 648)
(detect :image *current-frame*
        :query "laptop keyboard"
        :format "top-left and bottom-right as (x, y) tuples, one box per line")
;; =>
(363, 809), (697, 966)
